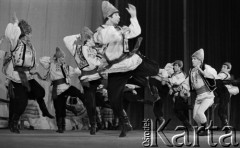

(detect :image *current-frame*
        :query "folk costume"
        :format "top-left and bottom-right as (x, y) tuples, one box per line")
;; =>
(63, 27), (103, 135)
(39, 47), (84, 133)
(182, 49), (218, 136)
(167, 60), (192, 130)
(3, 18), (53, 133)
(216, 62), (239, 132)
(93, 1), (159, 137)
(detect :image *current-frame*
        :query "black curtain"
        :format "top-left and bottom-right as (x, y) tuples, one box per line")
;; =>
(187, 0), (240, 130)
(110, 0), (240, 130)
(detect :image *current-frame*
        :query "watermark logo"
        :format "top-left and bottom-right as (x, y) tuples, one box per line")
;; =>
(142, 118), (239, 147)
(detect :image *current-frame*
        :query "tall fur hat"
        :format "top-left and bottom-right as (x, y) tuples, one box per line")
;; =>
(81, 27), (93, 44)
(173, 60), (183, 68)
(102, 1), (119, 19)
(53, 47), (65, 59)
(192, 48), (204, 63)
(223, 62), (232, 70)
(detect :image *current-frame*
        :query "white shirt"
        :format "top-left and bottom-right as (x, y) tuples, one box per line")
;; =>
(39, 56), (81, 95)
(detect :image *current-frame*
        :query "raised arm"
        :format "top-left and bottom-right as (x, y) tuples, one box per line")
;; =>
(63, 34), (81, 56)
(5, 12), (21, 50)
(123, 4), (141, 39)
(39, 56), (51, 69)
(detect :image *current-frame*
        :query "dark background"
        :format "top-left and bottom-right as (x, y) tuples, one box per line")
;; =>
(110, 0), (240, 130)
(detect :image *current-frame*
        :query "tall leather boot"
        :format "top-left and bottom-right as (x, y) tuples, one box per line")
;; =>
(90, 116), (96, 135)
(221, 119), (231, 134)
(56, 117), (64, 133)
(62, 118), (66, 132)
(10, 114), (20, 134)
(119, 110), (133, 137)
(8, 117), (13, 132)
(197, 123), (208, 136)
(37, 99), (54, 119)
(182, 120), (193, 131)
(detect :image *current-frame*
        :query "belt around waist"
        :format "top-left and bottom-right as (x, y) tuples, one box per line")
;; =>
(52, 78), (67, 86)
(196, 85), (209, 95)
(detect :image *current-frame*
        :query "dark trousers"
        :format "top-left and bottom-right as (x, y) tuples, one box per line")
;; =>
(214, 82), (231, 125)
(10, 79), (45, 120)
(153, 99), (164, 118)
(123, 91), (140, 111)
(53, 86), (85, 119)
(83, 80), (101, 124)
(148, 78), (169, 119)
(217, 90), (230, 125)
(108, 58), (158, 119)
(173, 95), (189, 122)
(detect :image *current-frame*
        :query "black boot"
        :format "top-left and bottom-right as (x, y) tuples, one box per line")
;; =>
(182, 120), (193, 131)
(62, 118), (66, 132)
(119, 110), (133, 137)
(156, 117), (165, 127)
(8, 118), (13, 132)
(96, 116), (103, 132)
(90, 123), (96, 135)
(10, 114), (20, 134)
(89, 116), (97, 135)
(197, 123), (208, 136)
(56, 117), (64, 133)
(222, 119), (231, 134)
(37, 99), (54, 119)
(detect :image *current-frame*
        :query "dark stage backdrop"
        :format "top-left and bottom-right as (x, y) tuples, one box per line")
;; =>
(0, 0), (239, 130)
(111, 0), (240, 130)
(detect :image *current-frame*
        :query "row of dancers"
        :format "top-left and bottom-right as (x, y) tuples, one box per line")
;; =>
(0, 1), (239, 138)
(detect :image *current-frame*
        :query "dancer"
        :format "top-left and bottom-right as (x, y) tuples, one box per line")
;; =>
(1, 13), (53, 133)
(161, 60), (192, 130)
(182, 49), (218, 136)
(63, 27), (105, 135)
(216, 62), (239, 133)
(39, 47), (84, 133)
(94, 1), (159, 137)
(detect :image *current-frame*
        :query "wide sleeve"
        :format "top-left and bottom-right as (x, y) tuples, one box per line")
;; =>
(5, 22), (21, 50)
(0, 50), (6, 60)
(94, 26), (122, 45)
(124, 17), (141, 39)
(63, 34), (81, 56)
(39, 56), (51, 69)
(203, 64), (218, 79)
(169, 73), (186, 85)
(69, 66), (81, 76)
(217, 72), (228, 80)
(181, 77), (190, 91)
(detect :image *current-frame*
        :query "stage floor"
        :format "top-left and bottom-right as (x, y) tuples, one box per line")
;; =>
(0, 129), (239, 148)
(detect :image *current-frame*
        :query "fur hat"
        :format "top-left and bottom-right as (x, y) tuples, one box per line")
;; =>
(81, 27), (93, 44)
(192, 48), (204, 63)
(173, 60), (183, 68)
(102, 1), (119, 19)
(53, 47), (65, 59)
(223, 62), (232, 70)
(18, 19), (32, 37)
